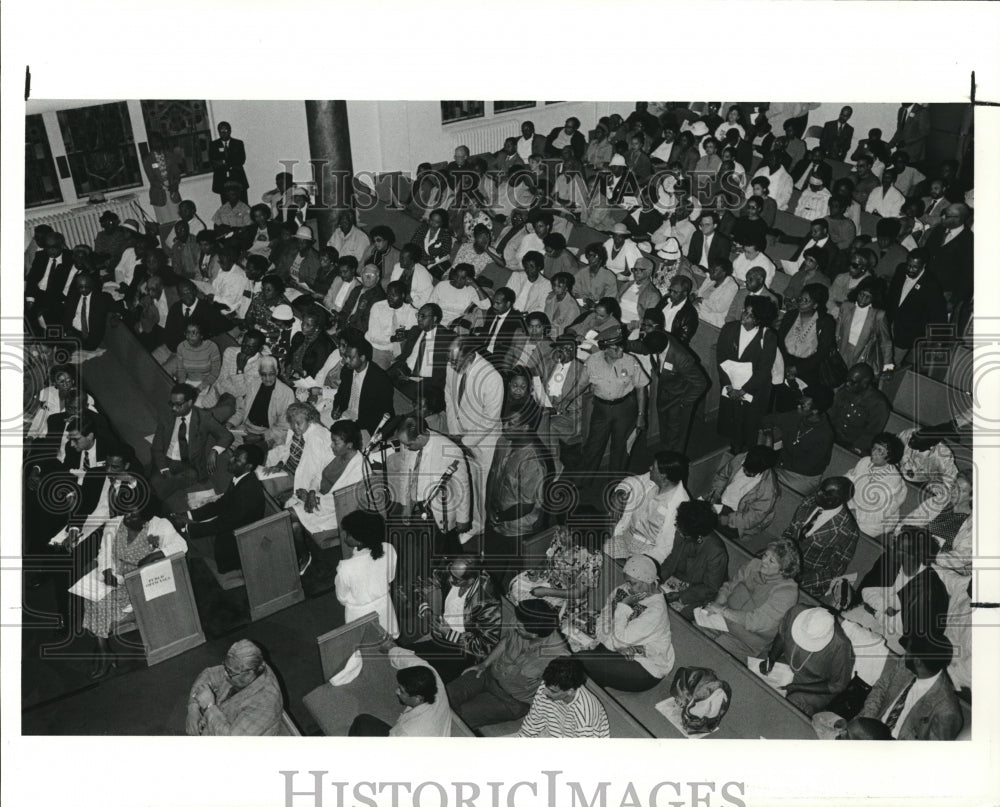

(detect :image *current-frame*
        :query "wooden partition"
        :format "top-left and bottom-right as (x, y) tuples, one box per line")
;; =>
(123, 553), (206, 666)
(303, 613), (475, 737)
(235, 510), (305, 621)
(892, 369), (974, 429)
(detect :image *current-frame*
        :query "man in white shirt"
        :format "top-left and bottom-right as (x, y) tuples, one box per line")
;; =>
(365, 280), (418, 369)
(390, 244), (435, 309)
(749, 152), (794, 211)
(866, 169), (905, 218)
(507, 251), (552, 315)
(326, 209), (370, 262)
(694, 260), (739, 328)
(208, 246), (249, 317)
(794, 177), (832, 221)
(348, 644), (453, 736)
(514, 211), (553, 266)
(428, 263), (491, 328)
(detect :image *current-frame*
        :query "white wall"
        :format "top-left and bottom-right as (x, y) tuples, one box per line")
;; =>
(801, 103), (899, 162)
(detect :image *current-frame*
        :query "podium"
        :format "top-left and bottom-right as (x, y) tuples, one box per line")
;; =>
(123, 553), (206, 666)
(234, 510), (305, 621)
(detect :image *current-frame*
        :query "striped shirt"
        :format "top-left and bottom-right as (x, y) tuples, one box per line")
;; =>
(515, 685), (610, 738)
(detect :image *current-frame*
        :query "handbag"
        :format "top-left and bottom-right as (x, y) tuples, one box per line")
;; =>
(822, 673), (872, 721)
(669, 667), (732, 735)
(817, 346), (849, 388)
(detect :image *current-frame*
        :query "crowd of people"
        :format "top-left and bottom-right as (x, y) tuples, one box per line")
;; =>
(22, 101), (973, 739)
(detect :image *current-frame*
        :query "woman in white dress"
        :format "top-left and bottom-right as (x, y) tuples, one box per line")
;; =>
(335, 510), (399, 638)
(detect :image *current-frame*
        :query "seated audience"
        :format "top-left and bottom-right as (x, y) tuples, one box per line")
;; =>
(447, 598), (566, 729)
(326, 209), (370, 264)
(411, 556), (502, 685)
(705, 538), (801, 660)
(901, 469), (972, 546)
(261, 401), (332, 503)
(335, 511), (399, 638)
(513, 658), (610, 738)
(694, 258), (739, 328)
(781, 477), (860, 599)
(507, 252), (552, 319)
(660, 500), (726, 616)
(844, 432), (907, 538)
(897, 427), (960, 520)
(858, 635), (963, 740)
(365, 280), (418, 369)
(186, 640), (283, 736)
(578, 555), (674, 692)
(574, 243), (620, 309)
(761, 606), (854, 717)
(827, 364), (890, 454)
(348, 643), (452, 737)
(707, 446), (781, 541)
(761, 384), (834, 494)
(180, 444), (266, 574)
(175, 322), (222, 408)
(330, 337), (394, 435)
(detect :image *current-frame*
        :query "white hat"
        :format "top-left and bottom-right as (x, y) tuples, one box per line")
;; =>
(612, 222), (630, 235)
(688, 121), (709, 137)
(791, 608), (835, 652)
(293, 225), (315, 241)
(656, 237), (682, 260)
(609, 154), (627, 167)
(292, 186), (311, 198)
(271, 304), (294, 322)
(121, 219), (142, 234)
(623, 555), (658, 584)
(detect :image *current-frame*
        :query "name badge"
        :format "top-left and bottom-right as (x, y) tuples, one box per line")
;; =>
(662, 361), (674, 372)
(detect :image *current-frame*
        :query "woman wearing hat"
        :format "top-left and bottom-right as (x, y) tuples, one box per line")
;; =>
(578, 555), (674, 692)
(602, 223), (644, 280)
(618, 257), (661, 332)
(759, 605), (854, 716)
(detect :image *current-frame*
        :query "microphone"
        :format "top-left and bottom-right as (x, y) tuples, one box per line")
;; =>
(362, 413), (392, 456)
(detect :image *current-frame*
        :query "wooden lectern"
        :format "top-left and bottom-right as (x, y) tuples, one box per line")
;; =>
(123, 553), (206, 666)
(234, 510), (305, 621)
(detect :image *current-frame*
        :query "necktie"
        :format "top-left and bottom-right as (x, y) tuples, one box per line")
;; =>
(884, 679), (915, 731)
(178, 416), (189, 462)
(80, 295), (89, 338)
(799, 507), (822, 538)
(184, 306), (192, 318)
(412, 333), (426, 375)
(82, 450), (90, 471)
(458, 373), (467, 405)
(409, 448), (424, 506)
(286, 433), (305, 473)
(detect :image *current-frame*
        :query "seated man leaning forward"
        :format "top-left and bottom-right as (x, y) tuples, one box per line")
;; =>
(185, 639), (283, 736)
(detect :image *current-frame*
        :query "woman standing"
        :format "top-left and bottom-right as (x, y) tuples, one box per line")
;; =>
(777, 283), (837, 387)
(716, 296), (779, 453)
(845, 432), (907, 539)
(175, 322), (221, 408)
(835, 277), (893, 377)
(83, 500), (186, 679)
(335, 510), (399, 638)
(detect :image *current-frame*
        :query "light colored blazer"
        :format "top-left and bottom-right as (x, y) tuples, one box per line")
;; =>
(709, 452), (780, 538)
(445, 353), (504, 452)
(835, 303), (892, 372)
(238, 377), (295, 448)
(266, 420), (333, 492)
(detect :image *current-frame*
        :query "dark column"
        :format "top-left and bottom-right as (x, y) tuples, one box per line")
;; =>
(305, 100), (353, 246)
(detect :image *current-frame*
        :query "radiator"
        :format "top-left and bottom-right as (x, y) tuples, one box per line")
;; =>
(25, 194), (146, 248)
(452, 120), (522, 156)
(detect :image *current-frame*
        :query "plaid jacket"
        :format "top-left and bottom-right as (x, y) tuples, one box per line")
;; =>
(782, 494), (860, 598)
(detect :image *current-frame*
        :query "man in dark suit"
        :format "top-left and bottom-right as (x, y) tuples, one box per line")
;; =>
(889, 103), (931, 163)
(859, 634), (963, 740)
(543, 117), (586, 160)
(163, 280), (218, 353)
(210, 121), (249, 203)
(331, 337), (394, 436)
(151, 383), (235, 513)
(179, 444), (266, 574)
(885, 248), (948, 367)
(286, 307), (335, 382)
(819, 106), (854, 161)
(389, 303), (456, 401)
(855, 527), (949, 649)
(785, 219), (840, 281)
(26, 232), (76, 331)
(474, 287), (526, 372)
(643, 329), (709, 454)
(686, 211), (731, 272)
(656, 276), (699, 345)
(790, 148), (832, 192)
(922, 203), (974, 310)
(61, 272), (113, 352)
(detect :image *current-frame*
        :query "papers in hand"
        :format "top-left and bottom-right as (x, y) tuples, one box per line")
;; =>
(69, 568), (113, 602)
(654, 696), (717, 738)
(293, 376), (320, 390)
(256, 467), (288, 481)
(747, 656), (795, 690)
(693, 607), (728, 632)
(187, 488), (221, 509)
(720, 359), (753, 391)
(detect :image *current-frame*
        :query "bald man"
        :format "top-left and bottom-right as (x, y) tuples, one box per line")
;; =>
(827, 364), (891, 454)
(923, 202), (974, 308)
(782, 477), (860, 598)
(186, 640), (283, 735)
